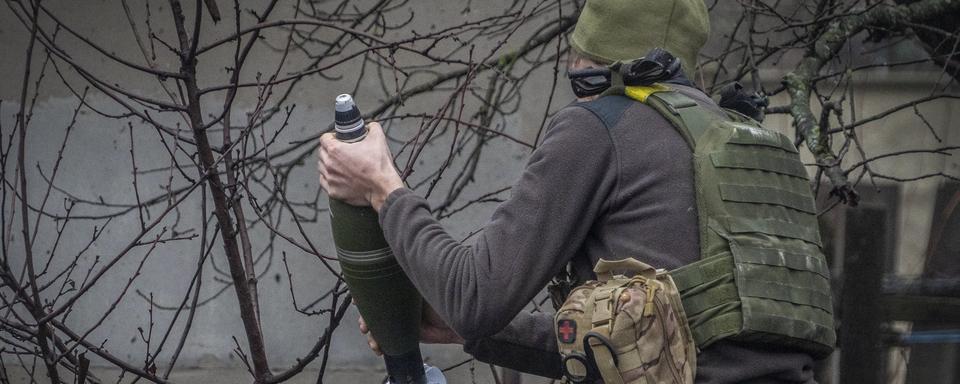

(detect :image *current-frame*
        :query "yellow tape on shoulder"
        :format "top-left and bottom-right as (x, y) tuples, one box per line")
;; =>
(624, 83), (671, 103)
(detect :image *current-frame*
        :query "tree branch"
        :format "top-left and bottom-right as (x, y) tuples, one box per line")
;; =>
(784, 0), (960, 205)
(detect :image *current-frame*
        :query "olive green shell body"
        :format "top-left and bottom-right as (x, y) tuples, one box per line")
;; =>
(329, 199), (423, 357)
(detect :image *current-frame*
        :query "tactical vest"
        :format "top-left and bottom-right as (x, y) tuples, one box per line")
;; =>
(571, 85), (836, 359)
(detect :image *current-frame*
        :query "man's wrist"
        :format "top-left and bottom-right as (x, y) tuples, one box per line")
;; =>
(371, 172), (404, 213)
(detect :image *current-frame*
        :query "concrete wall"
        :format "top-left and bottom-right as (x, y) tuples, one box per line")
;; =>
(0, 1), (558, 381)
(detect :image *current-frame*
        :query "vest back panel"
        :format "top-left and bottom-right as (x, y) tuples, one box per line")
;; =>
(632, 86), (836, 358)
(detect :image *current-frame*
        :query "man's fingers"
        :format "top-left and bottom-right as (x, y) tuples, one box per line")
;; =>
(356, 315), (381, 355)
(367, 122), (388, 143)
(318, 168), (330, 193)
(317, 150), (336, 191)
(368, 338), (382, 356)
(358, 316), (369, 334)
(319, 132), (336, 148)
(319, 133), (343, 159)
(366, 333), (382, 356)
(318, 144), (335, 170)
(317, 134), (334, 195)
(358, 316), (382, 355)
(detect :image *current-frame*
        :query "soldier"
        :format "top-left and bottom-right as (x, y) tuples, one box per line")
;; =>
(318, 0), (830, 382)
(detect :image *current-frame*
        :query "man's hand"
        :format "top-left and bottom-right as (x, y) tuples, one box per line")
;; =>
(318, 122), (404, 211)
(358, 303), (466, 356)
(419, 303), (466, 345)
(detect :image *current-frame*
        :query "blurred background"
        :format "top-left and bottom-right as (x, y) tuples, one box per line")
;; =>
(1, 0), (958, 383)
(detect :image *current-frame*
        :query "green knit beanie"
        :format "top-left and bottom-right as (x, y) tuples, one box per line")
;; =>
(570, 0), (710, 71)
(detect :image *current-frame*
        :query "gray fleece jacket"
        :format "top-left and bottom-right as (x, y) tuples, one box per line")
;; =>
(377, 85), (817, 383)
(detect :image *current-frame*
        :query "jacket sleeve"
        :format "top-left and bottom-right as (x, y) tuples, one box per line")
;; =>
(463, 310), (563, 378)
(377, 106), (617, 373)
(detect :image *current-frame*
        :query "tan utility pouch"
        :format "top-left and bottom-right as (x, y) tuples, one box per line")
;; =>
(555, 258), (697, 384)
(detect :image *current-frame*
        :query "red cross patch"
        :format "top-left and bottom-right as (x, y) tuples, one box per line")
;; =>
(558, 319), (577, 344)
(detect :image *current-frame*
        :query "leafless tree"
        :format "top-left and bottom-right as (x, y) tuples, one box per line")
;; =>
(1, 0), (958, 383)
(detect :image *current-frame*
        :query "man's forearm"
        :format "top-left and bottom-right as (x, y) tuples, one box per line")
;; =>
(463, 311), (563, 379)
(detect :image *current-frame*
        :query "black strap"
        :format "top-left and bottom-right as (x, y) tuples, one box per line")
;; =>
(575, 95), (634, 129)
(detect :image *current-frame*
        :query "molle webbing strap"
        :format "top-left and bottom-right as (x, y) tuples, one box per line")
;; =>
(718, 184), (817, 214)
(710, 150), (809, 178)
(689, 309), (742, 348)
(723, 216), (823, 246)
(727, 125), (798, 153)
(736, 245), (830, 278)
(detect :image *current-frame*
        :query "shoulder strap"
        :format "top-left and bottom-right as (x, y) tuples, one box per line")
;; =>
(548, 96), (635, 310)
(575, 95), (635, 129)
(625, 85), (719, 150)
